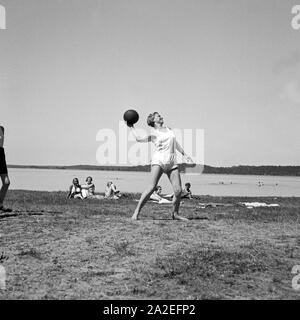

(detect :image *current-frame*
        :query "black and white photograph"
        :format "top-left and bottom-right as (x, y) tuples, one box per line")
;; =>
(0, 0), (300, 305)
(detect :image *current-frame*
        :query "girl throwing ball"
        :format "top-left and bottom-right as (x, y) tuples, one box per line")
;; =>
(128, 112), (193, 221)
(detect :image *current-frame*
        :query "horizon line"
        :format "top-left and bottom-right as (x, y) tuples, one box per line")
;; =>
(7, 164), (300, 168)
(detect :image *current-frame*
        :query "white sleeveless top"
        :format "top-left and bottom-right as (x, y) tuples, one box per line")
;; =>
(151, 127), (176, 154)
(150, 127), (178, 168)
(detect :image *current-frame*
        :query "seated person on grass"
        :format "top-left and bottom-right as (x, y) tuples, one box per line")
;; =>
(81, 176), (104, 199)
(67, 178), (84, 199)
(104, 181), (121, 199)
(181, 182), (193, 199)
(81, 176), (95, 198)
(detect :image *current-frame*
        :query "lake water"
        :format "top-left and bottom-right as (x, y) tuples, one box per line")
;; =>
(7, 168), (300, 197)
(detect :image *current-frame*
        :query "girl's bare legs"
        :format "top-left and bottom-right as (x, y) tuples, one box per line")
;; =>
(167, 168), (188, 221)
(0, 174), (10, 208)
(131, 165), (163, 220)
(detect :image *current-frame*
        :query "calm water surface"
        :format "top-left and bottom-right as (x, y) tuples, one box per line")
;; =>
(8, 168), (300, 197)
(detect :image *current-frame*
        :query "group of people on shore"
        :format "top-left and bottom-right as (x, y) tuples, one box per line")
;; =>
(67, 176), (193, 203)
(67, 177), (121, 200)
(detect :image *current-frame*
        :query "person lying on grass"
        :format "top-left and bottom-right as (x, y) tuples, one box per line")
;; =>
(150, 186), (172, 204)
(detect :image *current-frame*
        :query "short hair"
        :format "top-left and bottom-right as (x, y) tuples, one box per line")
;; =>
(86, 176), (92, 182)
(147, 112), (158, 127)
(185, 183), (191, 188)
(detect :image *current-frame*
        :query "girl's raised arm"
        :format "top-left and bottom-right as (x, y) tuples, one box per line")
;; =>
(129, 126), (153, 143)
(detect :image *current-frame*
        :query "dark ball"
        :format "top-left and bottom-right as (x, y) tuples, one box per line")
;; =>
(123, 109), (139, 125)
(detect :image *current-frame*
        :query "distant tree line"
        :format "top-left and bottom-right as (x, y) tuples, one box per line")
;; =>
(8, 164), (300, 176)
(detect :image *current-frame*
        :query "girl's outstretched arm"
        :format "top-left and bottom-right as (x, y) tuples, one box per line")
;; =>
(176, 141), (194, 163)
(129, 126), (153, 143)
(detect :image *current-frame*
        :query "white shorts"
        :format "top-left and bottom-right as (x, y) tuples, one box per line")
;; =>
(151, 153), (178, 173)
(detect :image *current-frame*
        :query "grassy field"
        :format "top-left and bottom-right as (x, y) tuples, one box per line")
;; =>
(0, 190), (300, 300)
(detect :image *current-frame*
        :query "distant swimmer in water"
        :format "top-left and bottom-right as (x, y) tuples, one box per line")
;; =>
(128, 112), (194, 221)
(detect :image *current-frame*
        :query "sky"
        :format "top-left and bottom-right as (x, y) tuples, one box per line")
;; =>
(0, 0), (299, 166)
